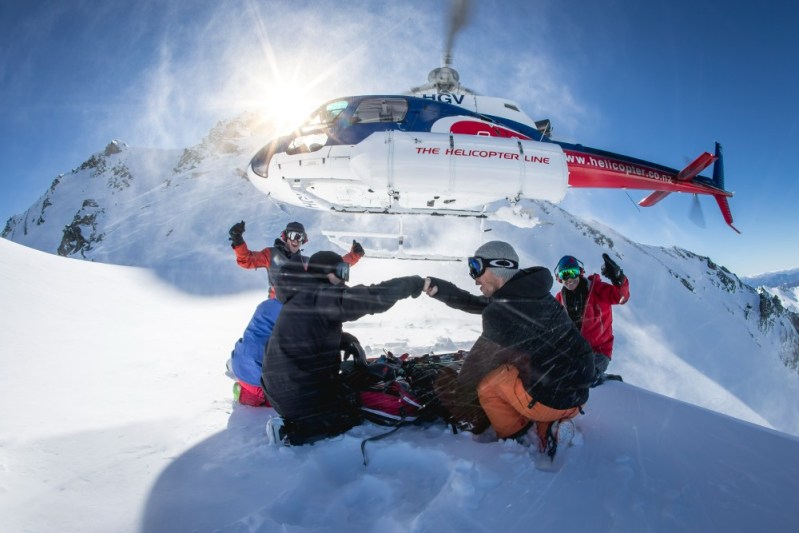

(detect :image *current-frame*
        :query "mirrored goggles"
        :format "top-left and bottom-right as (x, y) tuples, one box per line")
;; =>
(286, 231), (306, 242)
(557, 267), (582, 281)
(467, 256), (519, 280)
(334, 262), (350, 282)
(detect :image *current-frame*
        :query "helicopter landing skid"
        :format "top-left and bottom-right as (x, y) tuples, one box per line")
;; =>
(322, 229), (464, 262)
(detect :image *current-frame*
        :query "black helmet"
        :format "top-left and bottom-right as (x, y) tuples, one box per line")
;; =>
(307, 251), (348, 281)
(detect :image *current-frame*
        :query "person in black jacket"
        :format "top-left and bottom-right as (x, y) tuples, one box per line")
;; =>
(263, 251), (425, 446)
(424, 241), (595, 453)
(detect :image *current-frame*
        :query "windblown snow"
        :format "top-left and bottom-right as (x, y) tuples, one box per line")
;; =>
(2, 237), (799, 533)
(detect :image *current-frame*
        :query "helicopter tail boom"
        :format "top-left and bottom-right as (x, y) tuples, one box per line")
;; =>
(637, 142), (738, 232)
(562, 139), (737, 231)
(638, 150), (716, 207)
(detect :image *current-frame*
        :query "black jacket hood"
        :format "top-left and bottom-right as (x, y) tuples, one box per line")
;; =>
(495, 266), (554, 299)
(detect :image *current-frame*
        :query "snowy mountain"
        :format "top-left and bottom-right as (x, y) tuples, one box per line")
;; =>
(742, 268), (799, 314)
(3, 112), (799, 422)
(2, 112), (278, 295)
(743, 267), (799, 288)
(2, 237), (799, 532)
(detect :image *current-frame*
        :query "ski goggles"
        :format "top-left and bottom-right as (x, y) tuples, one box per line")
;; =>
(333, 262), (350, 282)
(467, 256), (519, 279)
(286, 231), (306, 242)
(557, 267), (582, 281)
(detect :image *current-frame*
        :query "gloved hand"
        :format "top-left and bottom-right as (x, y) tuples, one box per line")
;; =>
(229, 221), (245, 248)
(423, 277), (438, 297)
(351, 240), (365, 257)
(601, 253), (624, 286)
(339, 331), (367, 367)
(405, 275), (425, 298)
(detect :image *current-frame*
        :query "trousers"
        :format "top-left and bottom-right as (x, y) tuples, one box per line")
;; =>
(477, 364), (582, 441)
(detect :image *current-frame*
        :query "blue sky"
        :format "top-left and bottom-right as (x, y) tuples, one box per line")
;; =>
(1, 0), (797, 276)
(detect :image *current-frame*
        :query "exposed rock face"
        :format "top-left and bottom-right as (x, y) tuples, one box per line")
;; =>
(57, 199), (105, 258)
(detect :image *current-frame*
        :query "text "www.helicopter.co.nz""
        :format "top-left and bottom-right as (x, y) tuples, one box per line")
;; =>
(566, 152), (671, 181)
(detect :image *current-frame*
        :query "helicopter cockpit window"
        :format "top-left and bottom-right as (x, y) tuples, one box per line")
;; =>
(299, 100), (348, 134)
(352, 98), (408, 124)
(289, 101), (348, 154)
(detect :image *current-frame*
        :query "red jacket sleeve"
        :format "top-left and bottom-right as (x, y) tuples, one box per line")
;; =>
(592, 275), (630, 305)
(342, 250), (362, 266)
(233, 242), (274, 270)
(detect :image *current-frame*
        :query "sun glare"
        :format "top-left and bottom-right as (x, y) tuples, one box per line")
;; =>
(263, 84), (320, 134)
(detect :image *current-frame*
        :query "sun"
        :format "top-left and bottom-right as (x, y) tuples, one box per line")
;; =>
(262, 83), (320, 135)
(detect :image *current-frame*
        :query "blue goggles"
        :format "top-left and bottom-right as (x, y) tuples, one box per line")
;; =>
(467, 256), (519, 279)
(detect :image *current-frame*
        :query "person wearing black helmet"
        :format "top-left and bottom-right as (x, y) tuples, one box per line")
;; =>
(554, 253), (630, 385)
(228, 220), (365, 299)
(263, 251), (425, 446)
(226, 220), (365, 406)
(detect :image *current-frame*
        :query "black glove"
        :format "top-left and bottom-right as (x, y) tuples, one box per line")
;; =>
(601, 253), (624, 286)
(351, 240), (365, 257)
(339, 331), (367, 367)
(393, 275), (424, 298)
(409, 275), (425, 298)
(229, 221), (245, 248)
(380, 276), (425, 301)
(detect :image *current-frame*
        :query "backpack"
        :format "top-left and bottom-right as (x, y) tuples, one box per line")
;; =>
(341, 351), (466, 427)
(341, 350), (467, 465)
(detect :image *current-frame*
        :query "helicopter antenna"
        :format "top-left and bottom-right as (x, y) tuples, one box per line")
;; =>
(409, 0), (476, 95)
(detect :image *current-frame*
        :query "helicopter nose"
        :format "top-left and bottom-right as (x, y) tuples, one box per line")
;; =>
(250, 138), (288, 178)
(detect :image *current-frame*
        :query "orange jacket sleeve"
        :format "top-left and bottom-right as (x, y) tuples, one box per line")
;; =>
(233, 242), (274, 270)
(342, 250), (362, 266)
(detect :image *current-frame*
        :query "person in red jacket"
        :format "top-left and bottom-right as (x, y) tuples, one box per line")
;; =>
(554, 254), (630, 385)
(228, 220), (364, 299)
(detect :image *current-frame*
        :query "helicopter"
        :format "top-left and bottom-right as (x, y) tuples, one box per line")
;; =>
(247, 0), (738, 234)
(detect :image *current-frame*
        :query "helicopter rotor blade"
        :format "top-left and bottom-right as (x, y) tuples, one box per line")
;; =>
(443, 0), (471, 67)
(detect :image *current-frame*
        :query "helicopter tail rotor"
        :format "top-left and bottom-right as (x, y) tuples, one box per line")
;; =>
(688, 194), (706, 228)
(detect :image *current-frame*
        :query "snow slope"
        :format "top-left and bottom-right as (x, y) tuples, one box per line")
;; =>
(2, 238), (799, 533)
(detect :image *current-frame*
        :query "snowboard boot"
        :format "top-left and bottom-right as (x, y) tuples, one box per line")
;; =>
(543, 419), (576, 460)
(265, 416), (288, 447)
(553, 419), (576, 447)
(591, 373), (624, 387)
